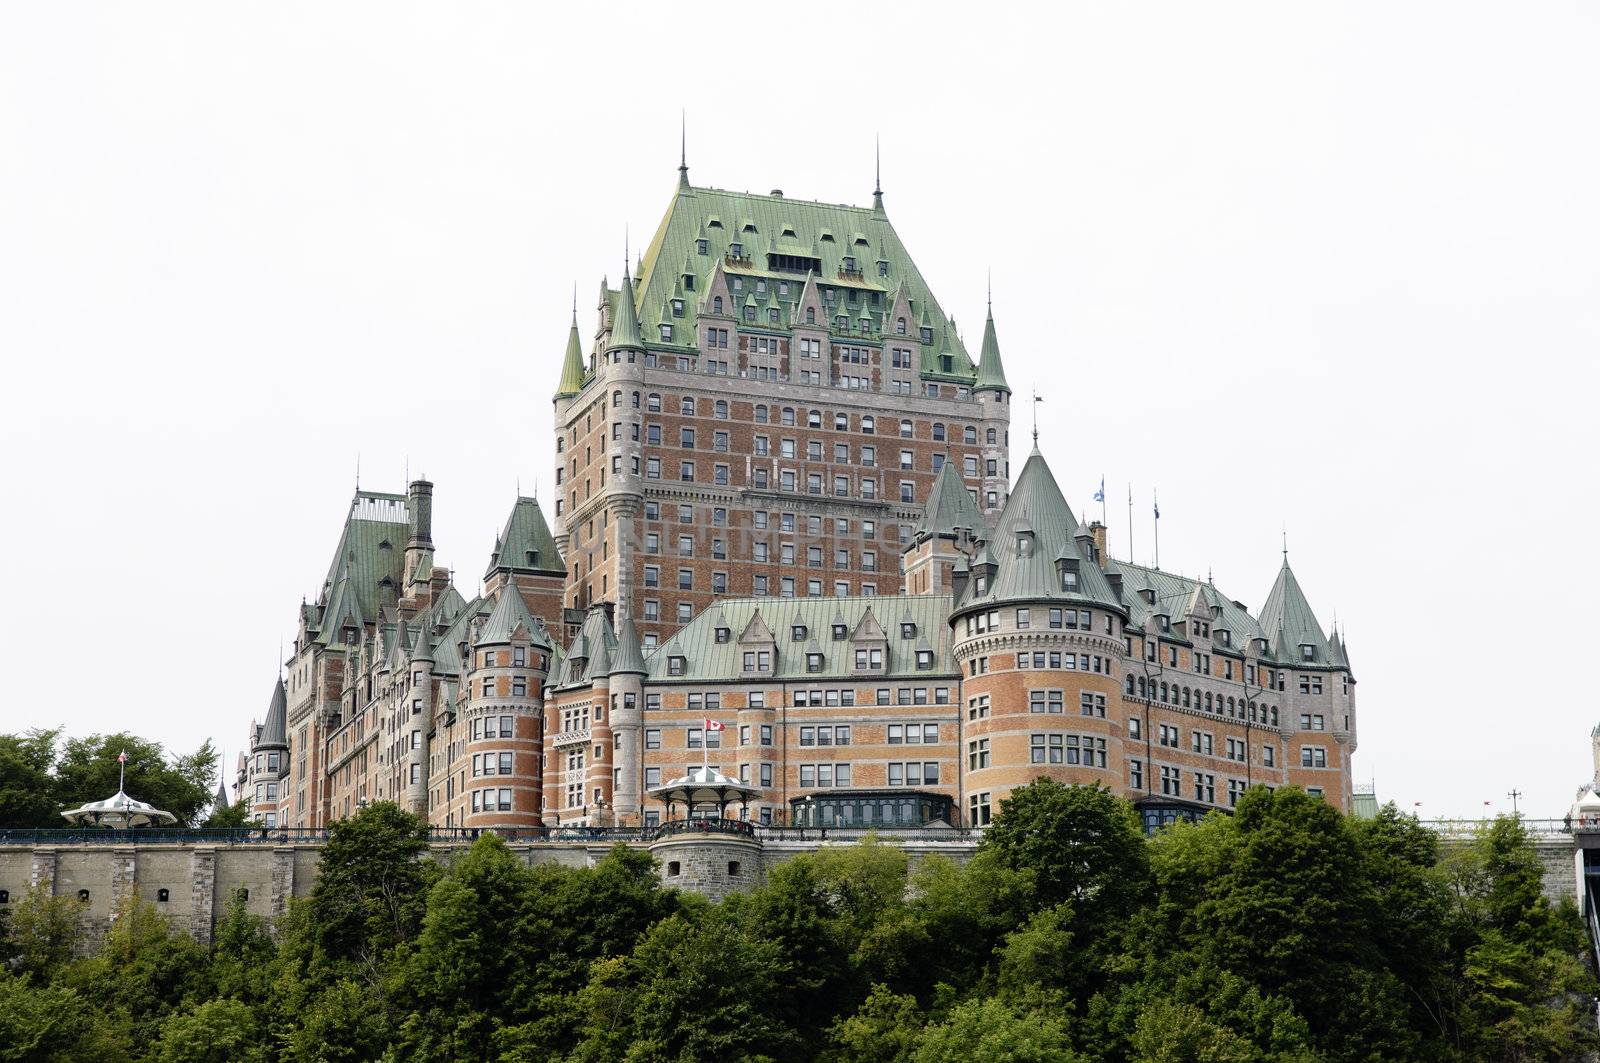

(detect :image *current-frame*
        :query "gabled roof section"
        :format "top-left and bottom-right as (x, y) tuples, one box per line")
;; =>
(485, 497), (565, 579)
(956, 448), (1122, 614)
(915, 459), (984, 543)
(258, 677), (288, 750)
(649, 596), (957, 683)
(559, 607), (619, 688)
(1258, 558), (1331, 665)
(633, 181), (975, 374)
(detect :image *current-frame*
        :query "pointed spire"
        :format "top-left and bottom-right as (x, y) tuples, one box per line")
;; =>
(555, 289), (586, 399)
(974, 285), (1011, 394)
(609, 255), (645, 351)
(916, 458), (985, 542)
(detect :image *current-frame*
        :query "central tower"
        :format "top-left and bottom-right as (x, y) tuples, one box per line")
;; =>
(552, 167), (1013, 650)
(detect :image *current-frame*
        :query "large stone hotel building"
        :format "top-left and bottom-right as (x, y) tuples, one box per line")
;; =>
(237, 165), (1357, 833)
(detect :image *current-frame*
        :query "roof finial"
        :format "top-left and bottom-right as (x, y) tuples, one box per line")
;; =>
(678, 110), (690, 190)
(572, 282), (578, 325)
(355, 452), (360, 491)
(624, 226), (630, 277)
(1282, 524), (1288, 562)
(1031, 387), (1042, 446)
(873, 134), (884, 212)
(987, 268), (993, 316)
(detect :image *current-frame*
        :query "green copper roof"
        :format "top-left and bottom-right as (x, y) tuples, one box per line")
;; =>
(485, 497), (565, 579)
(479, 585), (549, 648)
(632, 180), (976, 377)
(258, 677), (288, 750)
(611, 617), (647, 676)
(974, 306), (1010, 392)
(915, 459), (984, 542)
(1259, 558), (1331, 665)
(555, 318), (586, 399)
(647, 595), (957, 683)
(608, 267), (645, 351)
(313, 491), (410, 646)
(955, 448), (1123, 615)
(557, 607), (619, 688)
(1111, 561), (1264, 647)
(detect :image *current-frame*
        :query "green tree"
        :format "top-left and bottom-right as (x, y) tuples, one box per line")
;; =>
(1130, 1000), (1257, 1063)
(203, 798), (252, 829)
(0, 886), (81, 980)
(911, 997), (1083, 1063)
(0, 973), (93, 1063)
(982, 780), (1148, 922)
(824, 983), (924, 1063)
(53, 732), (217, 826)
(58, 896), (213, 1047)
(280, 978), (391, 1063)
(574, 909), (797, 1062)
(154, 998), (266, 1063)
(0, 729), (61, 828)
(306, 801), (433, 972)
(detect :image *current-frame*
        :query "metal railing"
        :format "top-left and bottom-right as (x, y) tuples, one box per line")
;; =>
(1418, 817), (1570, 839)
(655, 817), (758, 840)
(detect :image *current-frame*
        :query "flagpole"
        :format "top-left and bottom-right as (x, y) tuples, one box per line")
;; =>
(1128, 485), (1135, 565)
(1153, 490), (1161, 570)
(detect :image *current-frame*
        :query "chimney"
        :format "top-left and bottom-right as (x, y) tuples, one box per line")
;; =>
(1089, 521), (1109, 568)
(407, 479), (434, 547)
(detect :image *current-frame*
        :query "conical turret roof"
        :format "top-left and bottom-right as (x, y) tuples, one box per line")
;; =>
(258, 677), (288, 750)
(611, 618), (648, 676)
(1259, 557), (1331, 664)
(555, 315), (586, 399)
(956, 447), (1122, 614)
(479, 585), (549, 648)
(974, 304), (1010, 393)
(609, 268), (644, 350)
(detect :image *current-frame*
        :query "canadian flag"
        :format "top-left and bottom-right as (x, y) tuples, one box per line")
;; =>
(704, 718), (725, 733)
(117, 751), (128, 764)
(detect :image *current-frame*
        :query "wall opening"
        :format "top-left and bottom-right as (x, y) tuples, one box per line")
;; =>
(77, 889), (90, 902)
(156, 888), (170, 903)
(667, 861), (681, 877)
(727, 860), (742, 877)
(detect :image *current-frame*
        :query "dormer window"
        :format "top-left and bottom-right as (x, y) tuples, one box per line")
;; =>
(900, 622), (917, 639)
(378, 540), (392, 551)
(1301, 644), (1315, 661)
(1158, 615), (1171, 632)
(806, 652), (824, 672)
(878, 260), (889, 277)
(659, 324), (672, 342)
(1218, 630), (1232, 647)
(843, 255), (856, 271)
(671, 299), (684, 317)
(974, 575), (988, 594)
(714, 626), (730, 644)
(916, 650), (934, 670)
(832, 624), (847, 640)
(791, 624), (808, 641)
(668, 655), (686, 676)
(730, 242), (743, 257)
(696, 239), (708, 254)
(920, 326), (933, 344)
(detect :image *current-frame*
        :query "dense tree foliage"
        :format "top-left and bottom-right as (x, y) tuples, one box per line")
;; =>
(0, 729), (222, 828)
(0, 787), (1594, 1062)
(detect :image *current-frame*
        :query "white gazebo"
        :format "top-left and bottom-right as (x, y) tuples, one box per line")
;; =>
(61, 790), (179, 828)
(647, 766), (760, 824)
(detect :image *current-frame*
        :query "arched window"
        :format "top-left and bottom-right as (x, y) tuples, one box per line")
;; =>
(805, 307), (815, 323)
(896, 317), (906, 334)
(713, 296), (724, 313)
(1125, 675), (1135, 696)
(932, 423), (946, 442)
(986, 428), (997, 444)
(714, 399), (728, 419)
(681, 396), (695, 415)
(1137, 676), (1147, 697)
(611, 390), (621, 408)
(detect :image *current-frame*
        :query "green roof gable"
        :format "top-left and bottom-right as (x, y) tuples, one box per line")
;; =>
(485, 497), (565, 579)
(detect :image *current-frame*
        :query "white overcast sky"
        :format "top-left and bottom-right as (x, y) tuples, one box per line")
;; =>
(2, 4), (1595, 819)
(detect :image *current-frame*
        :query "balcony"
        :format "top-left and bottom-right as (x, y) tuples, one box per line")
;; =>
(550, 728), (591, 748)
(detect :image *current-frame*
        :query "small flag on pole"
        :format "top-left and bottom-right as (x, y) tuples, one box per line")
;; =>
(1093, 476), (1105, 503)
(704, 718), (725, 733)
(117, 751), (127, 764)
(1153, 496), (1161, 520)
